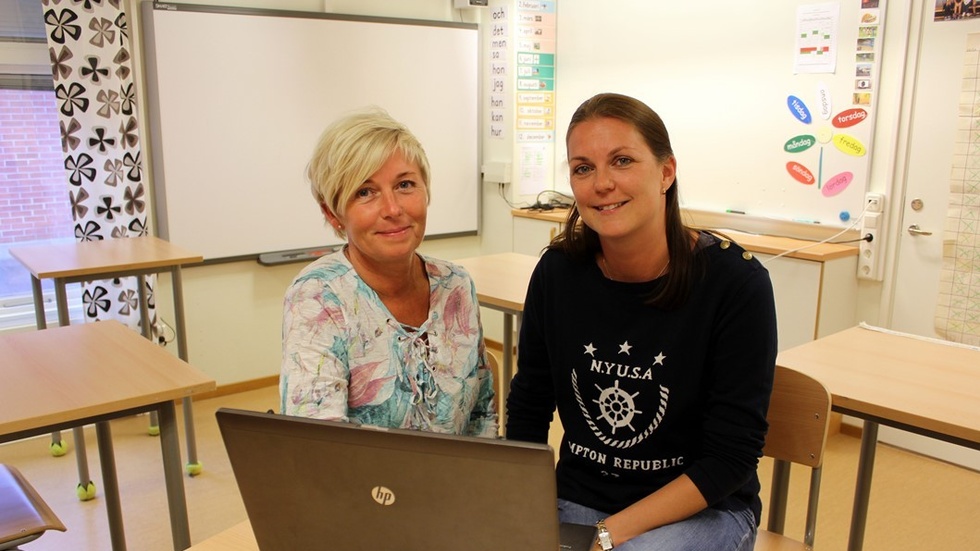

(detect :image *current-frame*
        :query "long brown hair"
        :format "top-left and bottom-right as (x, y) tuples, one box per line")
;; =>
(551, 93), (702, 309)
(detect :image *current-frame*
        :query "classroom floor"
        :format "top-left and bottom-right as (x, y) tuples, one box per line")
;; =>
(1, 377), (979, 550)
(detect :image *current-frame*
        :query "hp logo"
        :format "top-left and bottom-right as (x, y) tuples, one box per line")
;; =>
(371, 486), (396, 506)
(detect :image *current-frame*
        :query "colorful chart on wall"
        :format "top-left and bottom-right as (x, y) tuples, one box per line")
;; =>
(783, 85), (870, 216)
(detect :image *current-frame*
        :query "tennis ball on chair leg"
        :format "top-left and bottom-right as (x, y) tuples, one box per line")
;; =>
(50, 439), (68, 457)
(77, 481), (97, 501)
(185, 462), (203, 476)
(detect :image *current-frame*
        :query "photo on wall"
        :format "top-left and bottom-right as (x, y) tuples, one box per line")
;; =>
(935, 0), (980, 21)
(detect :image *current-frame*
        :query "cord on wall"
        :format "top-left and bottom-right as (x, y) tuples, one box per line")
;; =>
(761, 202), (872, 265)
(156, 317), (176, 347)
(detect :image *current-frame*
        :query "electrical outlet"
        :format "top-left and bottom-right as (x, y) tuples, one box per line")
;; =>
(482, 162), (512, 184)
(857, 192), (885, 280)
(858, 212), (883, 280)
(865, 192), (884, 213)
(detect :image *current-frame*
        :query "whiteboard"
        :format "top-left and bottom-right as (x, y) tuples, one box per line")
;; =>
(141, 2), (479, 261)
(553, 1), (883, 227)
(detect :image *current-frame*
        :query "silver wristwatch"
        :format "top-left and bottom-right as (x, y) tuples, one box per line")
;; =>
(595, 519), (614, 550)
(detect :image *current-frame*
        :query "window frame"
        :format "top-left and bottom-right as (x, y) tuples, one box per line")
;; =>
(0, 10), (84, 331)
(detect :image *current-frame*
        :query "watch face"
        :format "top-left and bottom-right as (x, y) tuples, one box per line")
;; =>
(598, 530), (613, 550)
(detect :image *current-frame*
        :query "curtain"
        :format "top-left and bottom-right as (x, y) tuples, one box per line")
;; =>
(936, 32), (980, 346)
(41, 0), (155, 335)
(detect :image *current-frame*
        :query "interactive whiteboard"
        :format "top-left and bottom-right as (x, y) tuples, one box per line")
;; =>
(141, 2), (479, 261)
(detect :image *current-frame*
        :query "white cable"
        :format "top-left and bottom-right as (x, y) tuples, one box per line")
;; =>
(498, 182), (531, 209)
(761, 202), (871, 266)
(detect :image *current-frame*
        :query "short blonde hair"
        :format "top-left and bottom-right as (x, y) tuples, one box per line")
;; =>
(307, 108), (431, 237)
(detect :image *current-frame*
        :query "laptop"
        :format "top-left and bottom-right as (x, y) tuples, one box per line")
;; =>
(216, 408), (596, 551)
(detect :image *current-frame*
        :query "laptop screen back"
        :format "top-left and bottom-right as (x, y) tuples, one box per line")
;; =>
(216, 408), (573, 551)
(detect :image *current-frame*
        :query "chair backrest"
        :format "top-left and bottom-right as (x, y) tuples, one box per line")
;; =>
(764, 365), (832, 466)
(761, 365), (832, 548)
(0, 464), (66, 549)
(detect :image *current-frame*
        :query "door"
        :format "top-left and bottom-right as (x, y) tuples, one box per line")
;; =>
(888, 0), (980, 470)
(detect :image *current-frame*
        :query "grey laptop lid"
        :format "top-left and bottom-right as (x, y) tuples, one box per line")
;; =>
(216, 408), (595, 551)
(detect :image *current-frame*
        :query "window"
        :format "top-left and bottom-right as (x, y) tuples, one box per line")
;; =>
(0, 0), (82, 330)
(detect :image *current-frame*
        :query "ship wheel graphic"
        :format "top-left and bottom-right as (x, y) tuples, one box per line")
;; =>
(593, 380), (642, 434)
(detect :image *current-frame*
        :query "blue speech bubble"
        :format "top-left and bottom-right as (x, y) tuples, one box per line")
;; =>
(787, 95), (812, 124)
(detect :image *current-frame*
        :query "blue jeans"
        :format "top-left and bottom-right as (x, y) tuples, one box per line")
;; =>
(558, 499), (756, 551)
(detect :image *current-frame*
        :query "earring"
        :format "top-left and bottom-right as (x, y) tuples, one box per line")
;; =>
(661, 188), (667, 195)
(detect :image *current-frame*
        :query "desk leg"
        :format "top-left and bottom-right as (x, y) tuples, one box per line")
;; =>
(500, 313), (514, 428)
(498, 312), (522, 430)
(30, 275), (47, 329)
(139, 275), (162, 435)
(55, 279), (94, 497)
(172, 267), (201, 475)
(72, 426), (95, 500)
(515, 312), (522, 369)
(847, 420), (879, 551)
(172, 267), (190, 363)
(54, 278), (70, 325)
(159, 401), (192, 550)
(137, 274), (153, 339)
(31, 275), (70, 457)
(96, 421), (127, 551)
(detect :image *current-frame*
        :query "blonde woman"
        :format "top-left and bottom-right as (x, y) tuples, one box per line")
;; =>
(280, 109), (497, 437)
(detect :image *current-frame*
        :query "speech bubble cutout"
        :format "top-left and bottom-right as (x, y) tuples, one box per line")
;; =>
(821, 171), (853, 197)
(786, 161), (815, 185)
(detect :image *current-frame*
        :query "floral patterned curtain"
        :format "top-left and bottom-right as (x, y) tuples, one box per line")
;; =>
(935, 33), (980, 347)
(42, 0), (155, 334)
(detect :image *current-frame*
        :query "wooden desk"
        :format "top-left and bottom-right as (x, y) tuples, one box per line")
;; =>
(0, 321), (216, 551)
(186, 521), (257, 551)
(9, 236), (205, 486)
(454, 253), (539, 425)
(776, 325), (980, 551)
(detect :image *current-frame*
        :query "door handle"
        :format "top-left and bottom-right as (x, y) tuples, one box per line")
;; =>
(907, 224), (933, 236)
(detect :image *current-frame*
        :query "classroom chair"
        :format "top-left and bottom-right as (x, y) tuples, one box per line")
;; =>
(0, 464), (66, 550)
(756, 365), (833, 550)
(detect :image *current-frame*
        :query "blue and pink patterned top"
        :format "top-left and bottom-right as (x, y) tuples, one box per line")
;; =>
(280, 249), (498, 437)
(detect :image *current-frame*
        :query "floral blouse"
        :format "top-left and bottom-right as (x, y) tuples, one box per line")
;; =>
(280, 249), (498, 437)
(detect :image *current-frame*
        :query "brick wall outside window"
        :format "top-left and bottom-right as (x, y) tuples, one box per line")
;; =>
(0, 88), (74, 245)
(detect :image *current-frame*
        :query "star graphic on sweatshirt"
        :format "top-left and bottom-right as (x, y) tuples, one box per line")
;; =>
(584, 343), (597, 356)
(653, 352), (666, 365)
(618, 341), (632, 355)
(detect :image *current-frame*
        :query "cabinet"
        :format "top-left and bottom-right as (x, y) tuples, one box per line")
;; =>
(512, 209), (566, 256)
(738, 234), (859, 351)
(511, 209), (860, 352)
